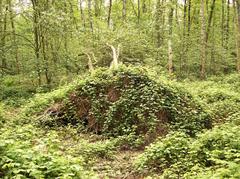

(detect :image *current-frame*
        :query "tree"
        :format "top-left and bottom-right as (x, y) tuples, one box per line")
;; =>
(200, 0), (207, 79)
(236, 0), (240, 72)
(107, 0), (112, 28)
(168, 0), (174, 74)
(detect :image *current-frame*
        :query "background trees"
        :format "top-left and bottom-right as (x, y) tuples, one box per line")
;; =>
(0, 0), (239, 87)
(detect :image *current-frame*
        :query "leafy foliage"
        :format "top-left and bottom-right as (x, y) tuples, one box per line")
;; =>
(135, 132), (191, 173)
(180, 74), (240, 122)
(0, 124), (96, 178)
(0, 76), (36, 107)
(135, 120), (240, 178)
(27, 66), (211, 139)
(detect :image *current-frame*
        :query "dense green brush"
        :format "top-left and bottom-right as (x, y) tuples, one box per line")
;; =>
(23, 66), (211, 140)
(135, 115), (240, 178)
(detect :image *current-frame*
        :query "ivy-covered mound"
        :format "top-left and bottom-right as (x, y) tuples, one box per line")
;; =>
(31, 66), (211, 139)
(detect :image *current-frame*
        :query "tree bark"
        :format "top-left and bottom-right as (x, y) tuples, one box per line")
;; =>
(236, 0), (240, 72)
(155, 0), (164, 48)
(137, 0), (140, 24)
(1, 3), (8, 71)
(122, 0), (126, 21)
(31, 0), (42, 85)
(187, 0), (191, 35)
(107, 0), (112, 28)
(168, 0), (174, 74)
(142, 0), (147, 13)
(206, 0), (216, 43)
(200, 0), (207, 79)
(79, 0), (86, 27)
(88, 0), (93, 32)
(8, 0), (20, 74)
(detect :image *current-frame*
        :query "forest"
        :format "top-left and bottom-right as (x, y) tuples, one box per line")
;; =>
(0, 0), (240, 178)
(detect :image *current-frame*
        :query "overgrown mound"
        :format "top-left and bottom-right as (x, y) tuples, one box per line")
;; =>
(28, 66), (211, 138)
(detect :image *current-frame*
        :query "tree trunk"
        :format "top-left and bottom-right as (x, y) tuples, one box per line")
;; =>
(236, 0), (240, 72)
(206, 0), (216, 43)
(222, 0), (225, 47)
(8, 0), (20, 74)
(142, 0), (147, 13)
(122, 0), (126, 21)
(1, 3), (8, 71)
(79, 0), (86, 27)
(107, 0), (112, 28)
(180, 0), (187, 73)
(137, 0), (140, 24)
(225, 0), (230, 49)
(200, 0), (206, 79)
(168, 0), (174, 74)
(155, 0), (164, 48)
(187, 0), (191, 35)
(31, 0), (42, 86)
(88, 0), (93, 32)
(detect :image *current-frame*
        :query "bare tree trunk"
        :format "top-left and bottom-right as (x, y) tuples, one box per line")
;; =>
(200, 0), (206, 79)
(137, 0), (140, 24)
(1, 4), (8, 71)
(79, 0), (86, 27)
(142, 0), (147, 13)
(168, 0), (174, 74)
(41, 35), (51, 85)
(122, 0), (126, 21)
(222, 0), (225, 47)
(107, 44), (120, 69)
(206, 0), (216, 43)
(225, 0), (230, 49)
(31, 0), (42, 86)
(0, 0), (2, 74)
(155, 0), (164, 48)
(85, 53), (94, 73)
(210, 11), (216, 74)
(88, 0), (93, 32)
(8, 0), (20, 74)
(107, 0), (112, 28)
(187, 0), (191, 35)
(236, 0), (240, 72)
(180, 0), (187, 73)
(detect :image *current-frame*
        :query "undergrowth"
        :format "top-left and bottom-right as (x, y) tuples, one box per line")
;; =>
(22, 66), (211, 142)
(135, 114), (240, 178)
(1, 68), (239, 178)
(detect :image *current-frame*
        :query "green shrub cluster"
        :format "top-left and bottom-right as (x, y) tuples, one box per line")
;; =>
(180, 75), (240, 122)
(135, 132), (191, 174)
(135, 121), (240, 178)
(26, 66), (211, 139)
(0, 124), (96, 178)
(0, 76), (36, 107)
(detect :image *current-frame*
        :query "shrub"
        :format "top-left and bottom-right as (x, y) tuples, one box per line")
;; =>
(0, 75), (36, 107)
(135, 121), (240, 178)
(180, 78), (240, 122)
(135, 132), (191, 173)
(25, 66), (211, 140)
(0, 124), (96, 178)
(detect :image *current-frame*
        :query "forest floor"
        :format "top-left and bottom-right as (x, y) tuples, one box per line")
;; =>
(1, 70), (240, 178)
